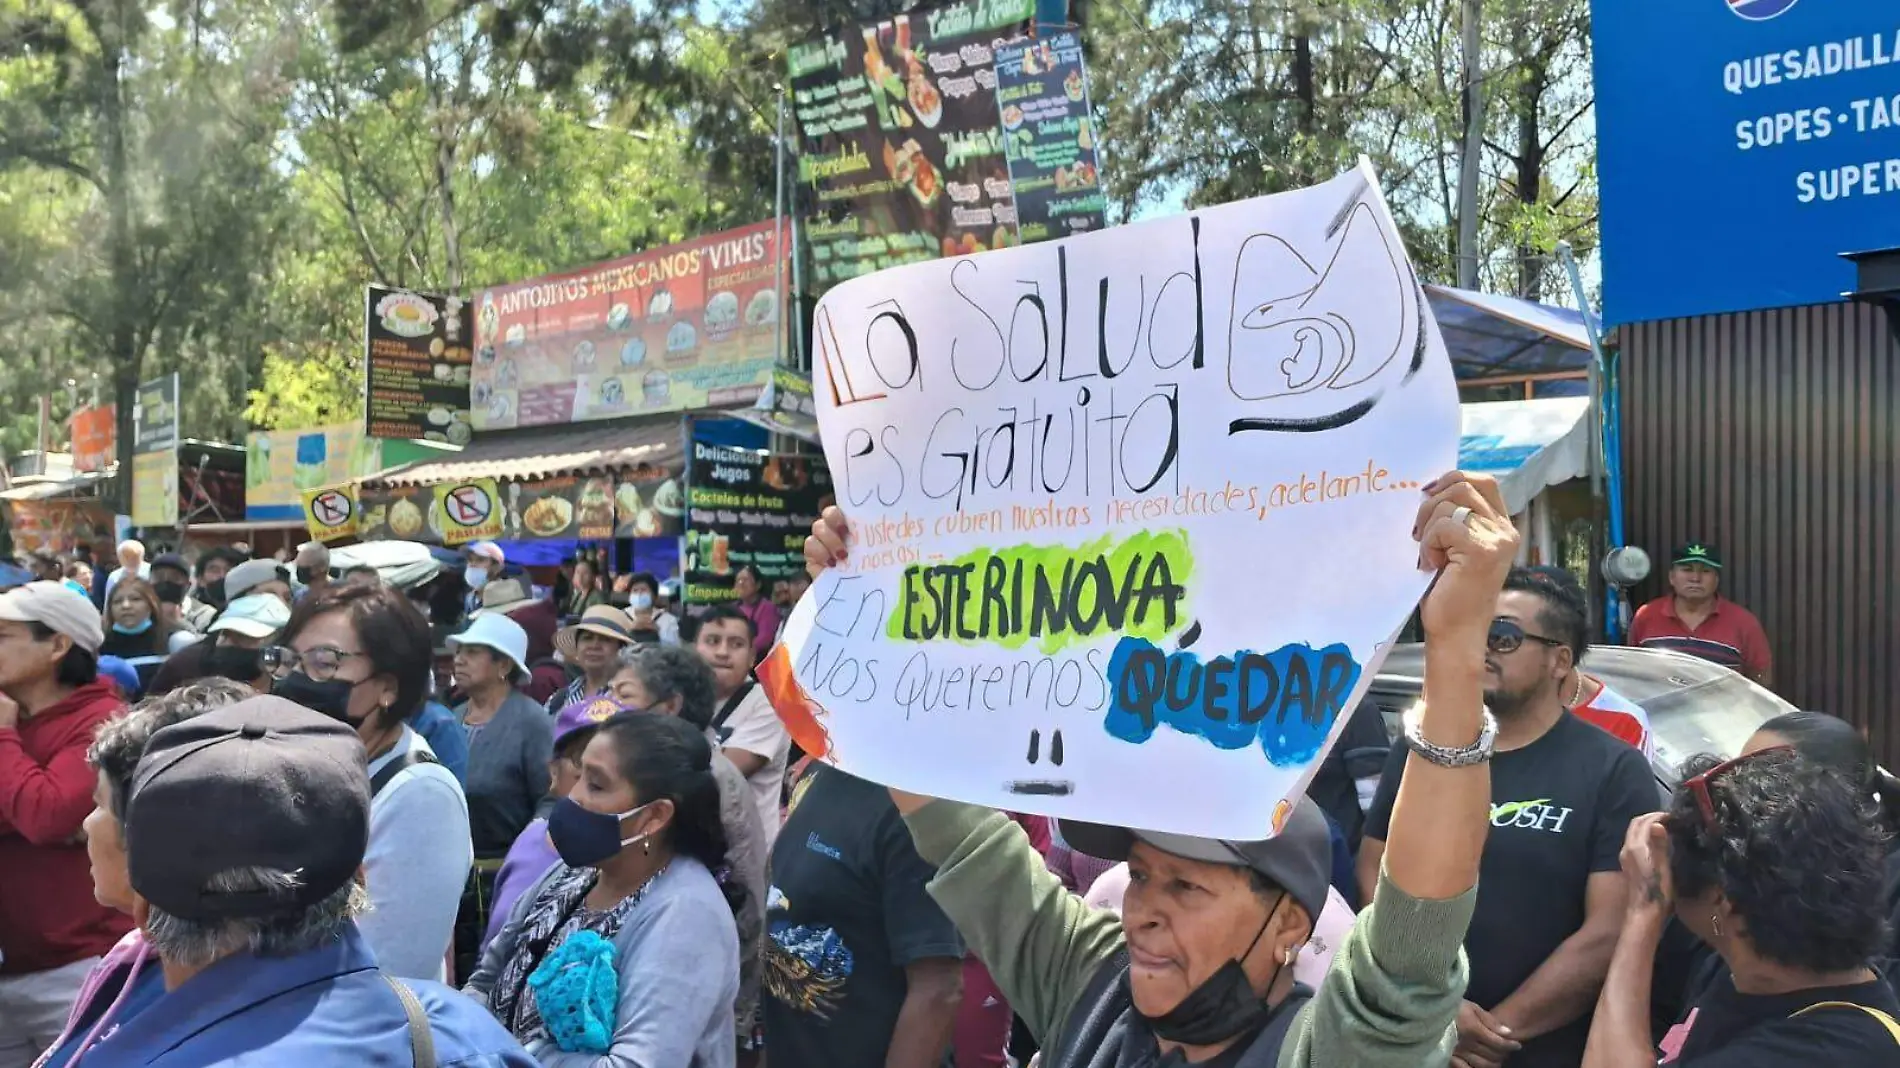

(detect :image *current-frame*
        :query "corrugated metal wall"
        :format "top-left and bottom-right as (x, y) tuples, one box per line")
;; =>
(1620, 301), (1899, 765)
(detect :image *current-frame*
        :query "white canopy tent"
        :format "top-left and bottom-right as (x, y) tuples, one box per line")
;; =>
(1458, 396), (1592, 565)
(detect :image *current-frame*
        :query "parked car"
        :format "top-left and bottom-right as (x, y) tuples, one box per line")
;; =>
(1366, 643), (1799, 790)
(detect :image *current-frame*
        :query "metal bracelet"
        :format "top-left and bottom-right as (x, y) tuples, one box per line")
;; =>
(1402, 707), (1499, 767)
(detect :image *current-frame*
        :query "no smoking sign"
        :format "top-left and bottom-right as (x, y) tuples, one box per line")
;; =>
(310, 490), (355, 529)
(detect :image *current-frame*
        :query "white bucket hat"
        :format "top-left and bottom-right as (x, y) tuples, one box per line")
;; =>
(449, 612), (531, 682)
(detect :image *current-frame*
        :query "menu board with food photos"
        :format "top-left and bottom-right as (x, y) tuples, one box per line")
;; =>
(993, 31), (1108, 243)
(358, 471), (686, 544)
(358, 484), (443, 545)
(789, 0), (1033, 292)
(684, 444), (834, 606)
(469, 222), (787, 431)
(612, 467), (686, 540)
(364, 286), (475, 444)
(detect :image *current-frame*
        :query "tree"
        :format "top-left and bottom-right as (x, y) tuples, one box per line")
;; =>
(0, 0), (291, 502)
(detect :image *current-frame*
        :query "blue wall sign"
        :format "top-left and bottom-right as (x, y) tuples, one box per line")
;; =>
(1593, 1), (1900, 326)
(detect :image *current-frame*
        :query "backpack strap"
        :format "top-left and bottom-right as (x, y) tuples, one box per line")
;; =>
(382, 972), (437, 1068)
(1792, 1001), (1900, 1043)
(370, 748), (440, 798)
(710, 679), (758, 738)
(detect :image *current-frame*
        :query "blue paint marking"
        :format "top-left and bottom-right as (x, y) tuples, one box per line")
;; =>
(1103, 636), (1361, 768)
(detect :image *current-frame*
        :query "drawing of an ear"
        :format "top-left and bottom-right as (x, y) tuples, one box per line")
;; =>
(1299, 202), (1412, 391)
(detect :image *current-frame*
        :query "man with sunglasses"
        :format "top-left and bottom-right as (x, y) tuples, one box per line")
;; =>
(1359, 567), (1659, 1068)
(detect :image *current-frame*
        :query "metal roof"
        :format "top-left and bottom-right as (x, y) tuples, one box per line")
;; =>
(361, 416), (683, 488)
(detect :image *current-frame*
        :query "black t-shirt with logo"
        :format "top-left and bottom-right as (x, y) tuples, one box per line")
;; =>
(1665, 971), (1900, 1065)
(1365, 711), (1660, 1068)
(763, 766), (964, 1068)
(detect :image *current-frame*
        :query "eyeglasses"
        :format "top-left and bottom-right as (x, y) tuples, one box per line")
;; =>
(1682, 745), (1793, 831)
(1487, 618), (1566, 655)
(261, 645), (367, 682)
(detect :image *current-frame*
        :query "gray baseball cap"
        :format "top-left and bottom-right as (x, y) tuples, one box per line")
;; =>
(1061, 796), (1334, 922)
(224, 559), (290, 600)
(0, 581), (105, 654)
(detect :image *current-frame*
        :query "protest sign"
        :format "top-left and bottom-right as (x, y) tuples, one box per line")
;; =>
(762, 162), (1458, 837)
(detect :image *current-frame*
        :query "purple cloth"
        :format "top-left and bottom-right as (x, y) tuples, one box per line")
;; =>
(737, 597), (779, 660)
(480, 817), (560, 953)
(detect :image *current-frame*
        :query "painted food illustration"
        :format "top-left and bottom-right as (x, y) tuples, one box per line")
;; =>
(632, 508), (663, 537)
(744, 290), (778, 326)
(705, 291), (740, 333)
(620, 338), (648, 366)
(886, 140), (940, 208)
(907, 65), (943, 128)
(573, 340), (597, 368)
(648, 288), (675, 321)
(1064, 68), (1085, 102)
(523, 496), (575, 537)
(607, 302), (633, 331)
(665, 322), (696, 353)
(446, 420), (473, 446)
(614, 482), (645, 524)
(1001, 104), (1025, 131)
(478, 298), (500, 342)
(598, 377), (627, 407)
(389, 499), (425, 537)
(377, 292), (438, 337)
(643, 370), (672, 405)
(577, 480), (614, 530)
(652, 478), (684, 517)
(504, 323), (526, 347)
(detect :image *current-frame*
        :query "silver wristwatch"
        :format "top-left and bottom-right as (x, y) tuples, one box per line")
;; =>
(1401, 707), (1499, 767)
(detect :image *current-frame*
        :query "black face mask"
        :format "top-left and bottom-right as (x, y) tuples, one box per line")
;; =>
(203, 643), (264, 684)
(153, 580), (189, 605)
(1140, 893), (1289, 1048)
(273, 670), (361, 724)
(295, 566), (320, 586)
(199, 579), (228, 611)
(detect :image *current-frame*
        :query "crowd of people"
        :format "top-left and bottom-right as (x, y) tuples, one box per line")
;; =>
(0, 474), (1894, 1068)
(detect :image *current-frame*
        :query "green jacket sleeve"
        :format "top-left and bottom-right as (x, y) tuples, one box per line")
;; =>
(1277, 869), (1476, 1068)
(904, 801), (1124, 1051)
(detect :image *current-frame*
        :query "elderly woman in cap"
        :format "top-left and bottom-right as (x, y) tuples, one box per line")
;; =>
(546, 605), (636, 716)
(450, 612), (555, 981)
(31, 679), (253, 1068)
(799, 470), (1517, 1068)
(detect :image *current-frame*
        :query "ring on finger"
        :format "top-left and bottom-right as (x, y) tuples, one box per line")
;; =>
(1451, 505), (1474, 528)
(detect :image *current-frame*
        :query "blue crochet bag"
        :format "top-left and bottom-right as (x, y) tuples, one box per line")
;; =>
(527, 929), (619, 1053)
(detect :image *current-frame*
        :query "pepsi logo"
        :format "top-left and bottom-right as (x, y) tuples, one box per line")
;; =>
(1727, 0), (1801, 21)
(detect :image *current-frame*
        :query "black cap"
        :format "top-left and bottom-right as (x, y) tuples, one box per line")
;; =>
(125, 696), (371, 922)
(1671, 542), (1723, 569)
(1061, 796), (1334, 922)
(150, 552), (190, 574)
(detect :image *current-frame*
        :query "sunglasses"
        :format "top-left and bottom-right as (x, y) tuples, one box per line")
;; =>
(1487, 618), (1565, 655)
(1682, 745), (1793, 831)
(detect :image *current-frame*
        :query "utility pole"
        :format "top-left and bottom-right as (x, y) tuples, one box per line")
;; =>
(1457, 0), (1485, 289)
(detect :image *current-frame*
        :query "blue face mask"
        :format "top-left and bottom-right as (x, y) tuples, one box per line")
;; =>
(546, 797), (654, 869)
(628, 592), (653, 612)
(464, 565), (490, 591)
(110, 618), (153, 636)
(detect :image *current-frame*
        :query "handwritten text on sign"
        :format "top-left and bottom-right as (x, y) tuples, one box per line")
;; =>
(766, 163), (1459, 837)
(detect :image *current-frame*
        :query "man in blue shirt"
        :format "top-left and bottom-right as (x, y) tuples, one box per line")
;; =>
(83, 695), (533, 1067)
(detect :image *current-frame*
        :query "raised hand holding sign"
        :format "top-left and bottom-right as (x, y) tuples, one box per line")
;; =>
(762, 162), (1460, 837)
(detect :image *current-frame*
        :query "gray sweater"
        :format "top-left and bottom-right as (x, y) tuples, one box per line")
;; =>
(467, 857), (741, 1068)
(457, 691), (554, 858)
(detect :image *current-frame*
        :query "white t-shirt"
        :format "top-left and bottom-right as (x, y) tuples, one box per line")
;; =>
(716, 684), (790, 852)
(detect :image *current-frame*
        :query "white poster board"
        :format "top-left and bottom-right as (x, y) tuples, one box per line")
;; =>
(763, 162), (1458, 838)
